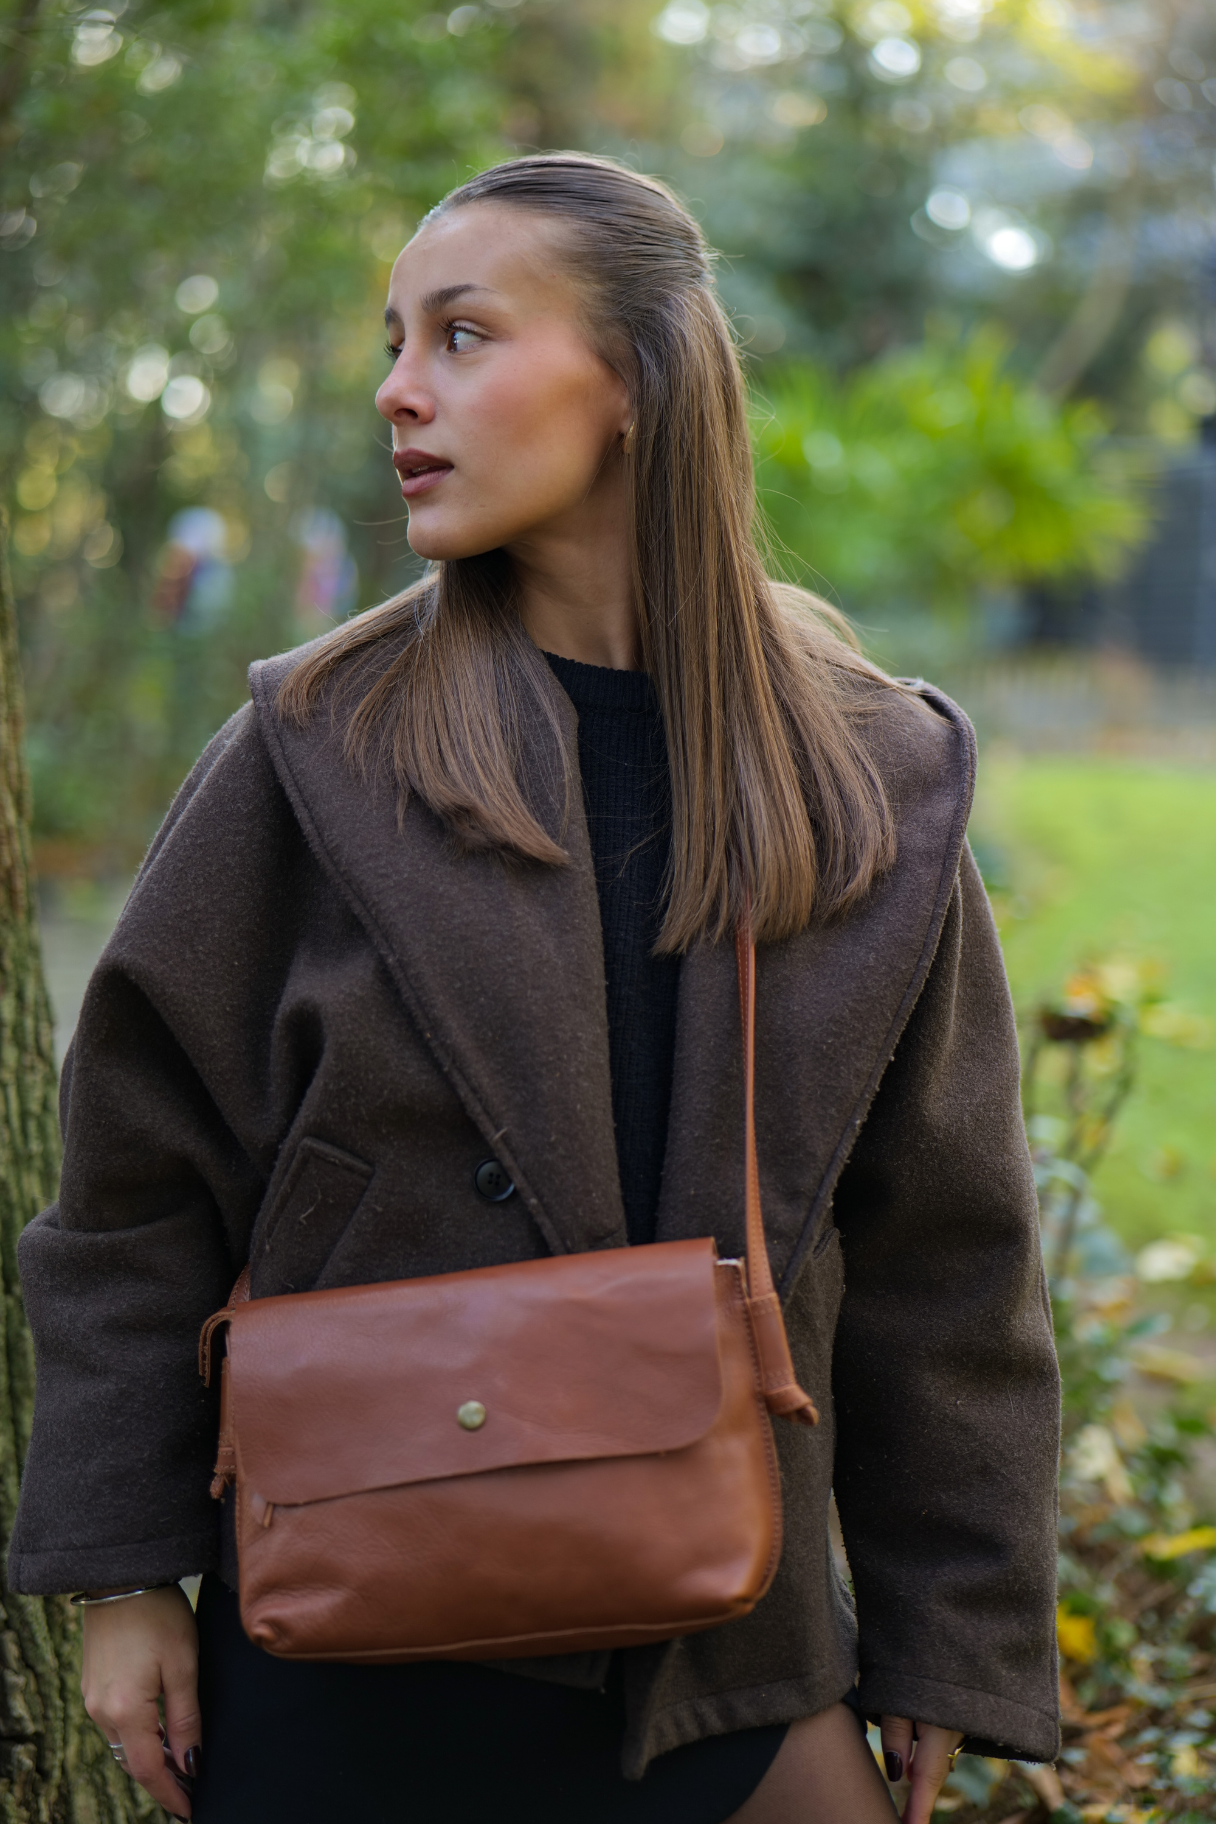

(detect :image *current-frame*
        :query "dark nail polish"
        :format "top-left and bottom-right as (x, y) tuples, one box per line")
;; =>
(185, 1746), (202, 1778)
(884, 1750), (903, 1783)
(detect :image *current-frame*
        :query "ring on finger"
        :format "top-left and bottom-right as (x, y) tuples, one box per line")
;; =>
(947, 1747), (962, 1771)
(107, 1741), (128, 1766)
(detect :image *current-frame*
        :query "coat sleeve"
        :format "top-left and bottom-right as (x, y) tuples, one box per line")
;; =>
(830, 842), (1061, 1763)
(8, 706), (306, 1595)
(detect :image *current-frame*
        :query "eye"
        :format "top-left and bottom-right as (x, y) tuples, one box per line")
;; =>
(445, 322), (481, 354)
(383, 339), (402, 364)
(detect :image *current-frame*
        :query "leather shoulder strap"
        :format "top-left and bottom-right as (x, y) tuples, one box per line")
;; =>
(736, 914), (819, 1427)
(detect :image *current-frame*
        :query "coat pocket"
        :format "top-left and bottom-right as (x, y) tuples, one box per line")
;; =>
(255, 1139), (373, 1295)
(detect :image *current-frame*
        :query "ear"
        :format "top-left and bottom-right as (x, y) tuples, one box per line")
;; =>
(602, 365), (633, 438)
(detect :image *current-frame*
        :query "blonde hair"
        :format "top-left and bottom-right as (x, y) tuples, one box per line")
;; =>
(280, 154), (894, 950)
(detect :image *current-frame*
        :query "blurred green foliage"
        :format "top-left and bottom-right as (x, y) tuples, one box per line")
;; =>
(756, 328), (1150, 614)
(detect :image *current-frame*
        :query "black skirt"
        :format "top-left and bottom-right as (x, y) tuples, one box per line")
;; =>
(192, 1576), (788, 1823)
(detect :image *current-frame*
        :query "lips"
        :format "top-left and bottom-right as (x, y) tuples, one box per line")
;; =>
(393, 446), (453, 498)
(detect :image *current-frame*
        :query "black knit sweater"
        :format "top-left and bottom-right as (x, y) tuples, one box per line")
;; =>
(544, 654), (679, 1247)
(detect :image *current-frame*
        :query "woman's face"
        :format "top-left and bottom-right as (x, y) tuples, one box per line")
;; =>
(377, 205), (632, 562)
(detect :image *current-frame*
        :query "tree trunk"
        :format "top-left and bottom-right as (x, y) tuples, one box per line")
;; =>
(0, 513), (159, 1821)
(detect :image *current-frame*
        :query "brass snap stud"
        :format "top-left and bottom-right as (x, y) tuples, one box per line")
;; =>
(457, 1400), (487, 1431)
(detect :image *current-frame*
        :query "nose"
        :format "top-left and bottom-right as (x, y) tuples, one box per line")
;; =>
(375, 345), (435, 428)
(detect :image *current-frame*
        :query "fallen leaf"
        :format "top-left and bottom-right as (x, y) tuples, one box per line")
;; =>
(1057, 1606), (1099, 1663)
(1067, 1423), (1136, 1502)
(1079, 1733), (1151, 1791)
(1129, 1341), (1208, 1383)
(1022, 1764), (1065, 1809)
(1078, 1705), (1134, 1737)
(1059, 1671), (1085, 1721)
(1171, 1743), (1203, 1778)
(1141, 1524), (1216, 1560)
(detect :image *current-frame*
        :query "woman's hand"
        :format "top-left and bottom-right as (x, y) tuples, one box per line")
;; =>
(881, 1715), (965, 1824)
(81, 1585), (201, 1819)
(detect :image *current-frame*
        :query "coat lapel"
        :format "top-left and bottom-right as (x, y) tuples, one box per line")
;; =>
(250, 645), (628, 1261)
(655, 684), (976, 1295)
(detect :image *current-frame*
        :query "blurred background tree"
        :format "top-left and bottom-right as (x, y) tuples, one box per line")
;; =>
(0, 515), (147, 1824)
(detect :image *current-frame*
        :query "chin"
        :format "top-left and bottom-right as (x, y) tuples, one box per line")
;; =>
(406, 512), (511, 564)
(405, 525), (449, 561)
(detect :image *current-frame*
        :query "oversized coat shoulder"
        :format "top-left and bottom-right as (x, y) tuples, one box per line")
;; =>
(10, 636), (1061, 1776)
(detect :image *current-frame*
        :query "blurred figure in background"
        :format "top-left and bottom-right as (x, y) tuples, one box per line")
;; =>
(152, 508), (233, 628)
(292, 507), (357, 635)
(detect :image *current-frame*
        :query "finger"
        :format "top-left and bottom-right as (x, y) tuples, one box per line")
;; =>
(902, 1724), (963, 1824)
(104, 1695), (194, 1819)
(162, 1646), (202, 1780)
(879, 1714), (914, 1785)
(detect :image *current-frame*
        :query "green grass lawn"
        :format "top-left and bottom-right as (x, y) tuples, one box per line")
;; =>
(969, 754), (1216, 1253)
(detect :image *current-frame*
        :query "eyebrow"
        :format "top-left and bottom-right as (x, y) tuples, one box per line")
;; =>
(383, 283), (499, 329)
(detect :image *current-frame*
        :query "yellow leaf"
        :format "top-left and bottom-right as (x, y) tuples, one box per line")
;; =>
(1129, 1342), (1207, 1384)
(1140, 1525), (1216, 1561)
(1171, 1743), (1203, 1778)
(1057, 1606), (1099, 1663)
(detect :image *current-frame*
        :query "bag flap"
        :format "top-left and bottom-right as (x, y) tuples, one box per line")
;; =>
(228, 1237), (727, 1506)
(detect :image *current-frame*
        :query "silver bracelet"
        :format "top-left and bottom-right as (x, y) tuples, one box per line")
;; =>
(69, 1585), (173, 1607)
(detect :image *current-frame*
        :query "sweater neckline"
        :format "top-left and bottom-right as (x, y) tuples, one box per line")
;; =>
(543, 651), (657, 715)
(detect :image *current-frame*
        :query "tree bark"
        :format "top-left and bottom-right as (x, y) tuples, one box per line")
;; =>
(0, 512), (159, 1821)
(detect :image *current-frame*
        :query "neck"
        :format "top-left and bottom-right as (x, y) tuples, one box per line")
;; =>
(508, 471), (641, 672)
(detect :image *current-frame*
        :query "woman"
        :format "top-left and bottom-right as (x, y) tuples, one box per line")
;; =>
(10, 155), (1060, 1823)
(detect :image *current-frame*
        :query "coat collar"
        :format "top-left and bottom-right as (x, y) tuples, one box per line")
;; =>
(251, 644), (974, 1291)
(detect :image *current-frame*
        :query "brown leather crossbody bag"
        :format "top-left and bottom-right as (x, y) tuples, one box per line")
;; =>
(199, 924), (818, 1663)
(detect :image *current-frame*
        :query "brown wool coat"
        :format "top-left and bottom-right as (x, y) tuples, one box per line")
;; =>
(10, 641), (1061, 1776)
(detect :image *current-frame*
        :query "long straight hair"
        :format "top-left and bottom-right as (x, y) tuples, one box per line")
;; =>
(280, 154), (896, 951)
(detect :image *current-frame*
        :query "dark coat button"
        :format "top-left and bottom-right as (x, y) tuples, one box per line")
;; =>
(474, 1159), (515, 1202)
